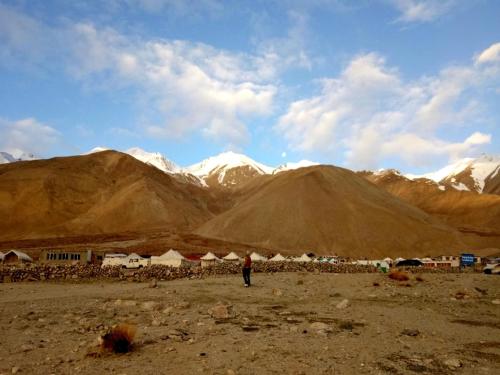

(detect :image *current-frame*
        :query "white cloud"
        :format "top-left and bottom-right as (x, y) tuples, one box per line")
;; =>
(278, 43), (499, 169)
(475, 42), (500, 65)
(0, 118), (61, 157)
(0, 4), (282, 147)
(388, 0), (457, 23)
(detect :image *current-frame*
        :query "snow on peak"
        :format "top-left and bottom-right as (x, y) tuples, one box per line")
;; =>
(405, 155), (500, 192)
(0, 151), (37, 163)
(125, 147), (180, 174)
(406, 158), (474, 182)
(187, 151), (274, 178)
(273, 160), (319, 174)
(86, 146), (109, 154)
(0, 152), (16, 164)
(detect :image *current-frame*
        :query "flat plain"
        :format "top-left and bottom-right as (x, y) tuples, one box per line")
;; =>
(0, 272), (499, 374)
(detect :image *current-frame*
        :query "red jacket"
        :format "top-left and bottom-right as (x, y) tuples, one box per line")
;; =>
(243, 255), (252, 268)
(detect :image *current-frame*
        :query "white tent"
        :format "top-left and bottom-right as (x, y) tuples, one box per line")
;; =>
(294, 253), (312, 262)
(383, 257), (393, 264)
(3, 250), (33, 264)
(0, 251), (4, 262)
(250, 252), (267, 262)
(269, 253), (286, 262)
(223, 252), (241, 262)
(200, 252), (220, 268)
(151, 249), (189, 267)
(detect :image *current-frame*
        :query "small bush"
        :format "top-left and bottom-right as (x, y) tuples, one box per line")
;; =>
(388, 271), (409, 281)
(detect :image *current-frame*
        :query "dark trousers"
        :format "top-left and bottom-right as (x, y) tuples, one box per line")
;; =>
(242, 267), (251, 286)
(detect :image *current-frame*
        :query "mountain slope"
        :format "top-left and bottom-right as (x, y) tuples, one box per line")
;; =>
(0, 151), (216, 240)
(195, 166), (464, 258)
(361, 170), (500, 251)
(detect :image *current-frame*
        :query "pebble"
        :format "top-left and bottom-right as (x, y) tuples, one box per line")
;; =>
(444, 358), (462, 368)
(336, 299), (349, 309)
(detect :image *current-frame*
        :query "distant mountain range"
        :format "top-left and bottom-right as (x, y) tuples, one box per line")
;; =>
(3, 147), (498, 194)
(1, 149), (499, 258)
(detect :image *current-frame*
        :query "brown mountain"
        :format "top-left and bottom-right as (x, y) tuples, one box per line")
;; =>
(361, 170), (500, 249)
(0, 151), (216, 240)
(195, 166), (465, 258)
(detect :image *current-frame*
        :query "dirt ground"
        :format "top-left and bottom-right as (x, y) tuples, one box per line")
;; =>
(0, 272), (499, 375)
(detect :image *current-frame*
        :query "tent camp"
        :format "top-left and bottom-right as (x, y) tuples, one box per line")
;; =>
(150, 249), (189, 267)
(3, 250), (33, 265)
(222, 252), (241, 262)
(250, 252), (267, 262)
(294, 253), (312, 262)
(200, 252), (220, 268)
(269, 253), (286, 262)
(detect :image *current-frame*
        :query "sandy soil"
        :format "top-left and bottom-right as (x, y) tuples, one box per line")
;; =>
(0, 273), (499, 374)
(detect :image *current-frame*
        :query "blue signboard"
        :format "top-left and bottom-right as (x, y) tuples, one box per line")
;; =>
(461, 253), (475, 266)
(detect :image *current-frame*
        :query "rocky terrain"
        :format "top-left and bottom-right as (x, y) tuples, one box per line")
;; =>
(0, 272), (499, 374)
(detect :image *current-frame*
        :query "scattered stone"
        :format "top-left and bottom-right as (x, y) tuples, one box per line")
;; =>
(444, 358), (462, 369)
(149, 278), (158, 288)
(401, 329), (420, 337)
(492, 299), (500, 305)
(310, 322), (332, 332)
(142, 301), (161, 311)
(336, 299), (349, 309)
(272, 288), (283, 296)
(11, 367), (20, 374)
(208, 303), (233, 320)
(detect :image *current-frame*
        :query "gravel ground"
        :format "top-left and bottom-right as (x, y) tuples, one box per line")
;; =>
(0, 272), (499, 374)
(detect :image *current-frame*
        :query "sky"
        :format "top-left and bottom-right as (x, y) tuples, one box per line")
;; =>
(0, 0), (499, 173)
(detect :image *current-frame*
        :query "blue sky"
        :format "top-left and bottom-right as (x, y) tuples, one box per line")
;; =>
(0, 0), (499, 172)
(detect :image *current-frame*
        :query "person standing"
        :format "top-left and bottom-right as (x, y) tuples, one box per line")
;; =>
(243, 251), (252, 287)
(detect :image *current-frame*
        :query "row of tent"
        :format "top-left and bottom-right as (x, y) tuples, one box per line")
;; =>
(102, 249), (317, 268)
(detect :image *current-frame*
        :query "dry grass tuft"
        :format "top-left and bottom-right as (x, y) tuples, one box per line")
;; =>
(388, 271), (410, 282)
(100, 323), (137, 354)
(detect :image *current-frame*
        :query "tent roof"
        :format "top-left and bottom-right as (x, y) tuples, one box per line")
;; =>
(294, 253), (312, 262)
(269, 253), (286, 261)
(160, 249), (185, 260)
(5, 250), (33, 262)
(250, 252), (267, 261)
(200, 252), (219, 260)
(223, 252), (241, 260)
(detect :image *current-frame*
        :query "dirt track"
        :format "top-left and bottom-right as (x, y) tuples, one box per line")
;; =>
(0, 273), (499, 374)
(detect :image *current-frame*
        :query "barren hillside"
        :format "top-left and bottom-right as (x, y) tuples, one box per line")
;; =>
(196, 166), (465, 258)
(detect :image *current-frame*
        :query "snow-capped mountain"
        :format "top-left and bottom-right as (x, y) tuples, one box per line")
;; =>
(272, 160), (319, 174)
(406, 155), (500, 194)
(125, 147), (180, 174)
(187, 151), (274, 187)
(0, 151), (37, 164)
(0, 152), (16, 164)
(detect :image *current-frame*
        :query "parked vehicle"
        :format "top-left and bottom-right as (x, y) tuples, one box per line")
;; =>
(483, 263), (500, 275)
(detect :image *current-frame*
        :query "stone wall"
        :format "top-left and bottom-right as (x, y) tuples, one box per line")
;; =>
(0, 261), (481, 283)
